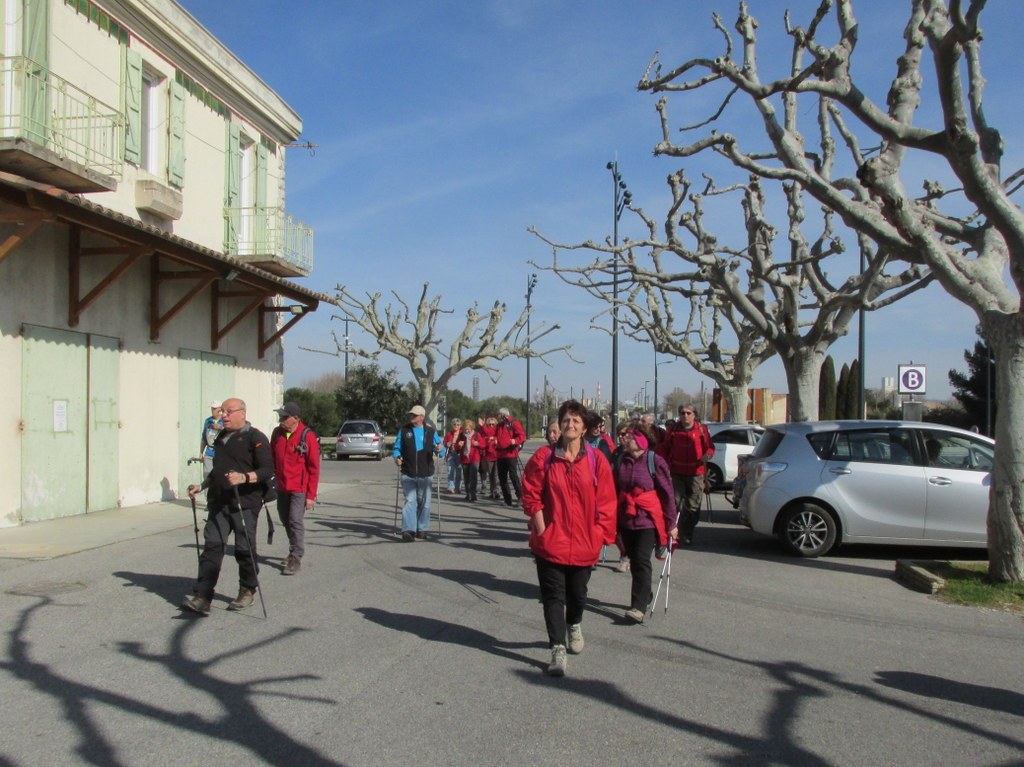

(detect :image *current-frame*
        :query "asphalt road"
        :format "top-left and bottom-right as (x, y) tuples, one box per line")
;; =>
(0, 449), (1020, 766)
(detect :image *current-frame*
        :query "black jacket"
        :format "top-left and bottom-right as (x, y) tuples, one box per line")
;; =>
(206, 423), (274, 509)
(398, 423), (437, 478)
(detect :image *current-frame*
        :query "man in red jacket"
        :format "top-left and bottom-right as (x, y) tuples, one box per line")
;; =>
(494, 407), (526, 507)
(657, 404), (714, 545)
(270, 402), (320, 575)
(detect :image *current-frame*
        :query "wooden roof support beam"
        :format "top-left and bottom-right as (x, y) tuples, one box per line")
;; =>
(0, 213), (45, 264)
(212, 281), (273, 350)
(150, 253), (218, 342)
(68, 225), (148, 327)
(259, 303), (313, 359)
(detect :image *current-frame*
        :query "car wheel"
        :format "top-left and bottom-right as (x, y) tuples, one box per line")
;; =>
(338, 454), (350, 461)
(375, 451), (383, 461)
(706, 464), (724, 492)
(779, 503), (837, 558)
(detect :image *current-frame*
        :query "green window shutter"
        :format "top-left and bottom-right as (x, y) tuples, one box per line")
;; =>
(255, 142), (268, 251)
(223, 122), (241, 253)
(23, 0), (49, 142)
(168, 80), (186, 187)
(23, 0), (49, 66)
(123, 48), (142, 164)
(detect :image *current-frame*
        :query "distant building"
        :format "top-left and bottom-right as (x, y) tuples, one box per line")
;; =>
(711, 388), (787, 424)
(0, 0), (323, 526)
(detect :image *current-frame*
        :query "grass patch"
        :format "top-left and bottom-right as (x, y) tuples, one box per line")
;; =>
(927, 561), (1024, 614)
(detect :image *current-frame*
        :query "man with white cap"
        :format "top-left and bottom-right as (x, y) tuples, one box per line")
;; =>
(392, 404), (444, 541)
(200, 400), (223, 476)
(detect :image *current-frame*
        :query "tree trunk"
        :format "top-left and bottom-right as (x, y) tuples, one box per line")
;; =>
(981, 313), (1024, 583)
(719, 384), (750, 424)
(784, 348), (824, 423)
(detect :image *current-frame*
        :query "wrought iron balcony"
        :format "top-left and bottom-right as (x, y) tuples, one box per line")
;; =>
(223, 206), (314, 278)
(0, 56), (121, 192)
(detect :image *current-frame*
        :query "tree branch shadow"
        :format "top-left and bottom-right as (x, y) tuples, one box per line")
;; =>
(1, 597), (347, 766)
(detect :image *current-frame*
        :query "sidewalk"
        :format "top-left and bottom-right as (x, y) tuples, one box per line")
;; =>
(0, 500), (191, 560)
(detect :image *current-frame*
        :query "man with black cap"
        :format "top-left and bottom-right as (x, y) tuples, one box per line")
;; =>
(392, 404), (444, 541)
(271, 401), (320, 575)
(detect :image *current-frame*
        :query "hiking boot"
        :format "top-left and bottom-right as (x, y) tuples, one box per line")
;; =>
(625, 607), (646, 624)
(282, 555), (301, 576)
(228, 587), (255, 610)
(614, 556), (631, 573)
(655, 545), (668, 561)
(401, 531), (415, 542)
(415, 531), (427, 540)
(547, 644), (567, 677)
(567, 624), (585, 654)
(181, 594), (211, 616)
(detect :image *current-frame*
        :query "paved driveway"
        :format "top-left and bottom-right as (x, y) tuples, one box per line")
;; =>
(0, 451), (1019, 766)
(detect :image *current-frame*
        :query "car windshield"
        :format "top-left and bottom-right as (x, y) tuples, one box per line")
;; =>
(341, 422), (376, 435)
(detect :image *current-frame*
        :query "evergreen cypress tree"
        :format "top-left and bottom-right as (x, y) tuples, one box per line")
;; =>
(836, 363), (850, 420)
(819, 355), (837, 420)
(846, 359), (861, 418)
(949, 330), (996, 435)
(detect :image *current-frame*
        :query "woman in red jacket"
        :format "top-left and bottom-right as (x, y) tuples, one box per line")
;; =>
(453, 419), (486, 502)
(521, 400), (617, 677)
(478, 415), (499, 500)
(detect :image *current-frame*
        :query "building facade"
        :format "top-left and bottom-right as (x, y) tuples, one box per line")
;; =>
(0, 0), (321, 526)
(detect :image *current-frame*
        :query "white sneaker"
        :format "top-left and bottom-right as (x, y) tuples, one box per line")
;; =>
(547, 644), (567, 677)
(567, 624), (584, 654)
(614, 556), (630, 573)
(625, 607), (646, 624)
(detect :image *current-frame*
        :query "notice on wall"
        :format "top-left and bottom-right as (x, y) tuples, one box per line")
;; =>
(53, 400), (68, 433)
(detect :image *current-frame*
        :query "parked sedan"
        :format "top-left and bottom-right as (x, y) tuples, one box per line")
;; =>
(335, 420), (385, 460)
(738, 420), (993, 557)
(704, 423), (764, 490)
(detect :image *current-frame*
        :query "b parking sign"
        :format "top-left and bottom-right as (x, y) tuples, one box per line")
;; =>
(897, 365), (927, 395)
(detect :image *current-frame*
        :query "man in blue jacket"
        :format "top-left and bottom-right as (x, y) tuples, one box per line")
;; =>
(392, 405), (443, 541)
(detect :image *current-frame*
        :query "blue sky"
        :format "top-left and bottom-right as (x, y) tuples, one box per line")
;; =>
(177, 0), (1021, 407)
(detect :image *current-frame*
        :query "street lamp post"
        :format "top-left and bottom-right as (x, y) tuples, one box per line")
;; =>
(654, 351), (674, 422)
(607, 160), (631, 433)
(344, 318), (350, 378)
(525, 273), (537, 438)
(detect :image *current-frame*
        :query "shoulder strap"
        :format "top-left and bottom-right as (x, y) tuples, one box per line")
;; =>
(646, 449), (656, 478)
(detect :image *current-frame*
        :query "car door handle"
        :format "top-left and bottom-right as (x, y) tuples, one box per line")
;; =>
(929, 477), (953, 486)
(829, 468), (852, 475)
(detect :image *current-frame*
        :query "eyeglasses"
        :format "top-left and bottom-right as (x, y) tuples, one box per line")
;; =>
(223, 408), (245, 415)
(680, 410), (695, 416)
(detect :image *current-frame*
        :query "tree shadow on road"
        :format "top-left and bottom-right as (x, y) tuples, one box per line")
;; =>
(874, 670), (1024, 717)
(1, 596), (347, 766)
(356, 607), (546, 671)
(402, 566), (537, 601)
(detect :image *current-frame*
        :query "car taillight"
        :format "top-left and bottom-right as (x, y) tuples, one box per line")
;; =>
(371, 434), (381, 443)
(754, 461), (787, 479)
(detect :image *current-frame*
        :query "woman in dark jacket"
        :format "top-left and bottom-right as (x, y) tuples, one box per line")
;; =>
(521, 400), (617, 677)
(613, 419), (677, 623)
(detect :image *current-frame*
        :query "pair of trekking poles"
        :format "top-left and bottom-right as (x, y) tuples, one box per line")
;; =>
(392, 467), (443, 537)
(186, 458), (269, 618)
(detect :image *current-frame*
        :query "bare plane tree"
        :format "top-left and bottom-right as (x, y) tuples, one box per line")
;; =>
(638, 0), (1023, 580)
(531, 165), (929, 422)
(304, 283), (572, 423)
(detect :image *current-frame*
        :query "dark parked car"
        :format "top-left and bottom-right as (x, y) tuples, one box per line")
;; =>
(335, 420), (385, 460)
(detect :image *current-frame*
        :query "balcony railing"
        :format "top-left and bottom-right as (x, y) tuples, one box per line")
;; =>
(224, 206), (314, 277)
(0, 56), (122, 184)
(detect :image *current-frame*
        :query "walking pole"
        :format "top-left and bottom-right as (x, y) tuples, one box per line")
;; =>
(394, 466), (402, 534)
(649, 539), (674, 618)
(435, 469), (443, 538)
(232, 486), (267, 619)
(704, 474), (714, 524)
(189, 496), (202, 566)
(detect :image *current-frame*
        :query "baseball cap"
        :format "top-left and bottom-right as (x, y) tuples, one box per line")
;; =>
(275, 401), (301, 418)
(210, 400), (222, 408)
(408, 405), (426, 416)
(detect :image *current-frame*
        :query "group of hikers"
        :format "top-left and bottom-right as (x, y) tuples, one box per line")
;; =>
(184, 396), (715, 679)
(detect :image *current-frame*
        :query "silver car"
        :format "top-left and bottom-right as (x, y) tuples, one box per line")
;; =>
(335, 420), (385, 460)
(738, 420), (993, 557)
(705, 423), (764, 490)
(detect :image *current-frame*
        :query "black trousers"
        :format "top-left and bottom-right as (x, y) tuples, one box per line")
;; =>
(193, 502), (259, 600)
(463, 462), (479, 499)
(535, 556), (592, 648)
(479, 459), (497, 496)
(497, 457), (521, 504)
(620, 527), (657, 612)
